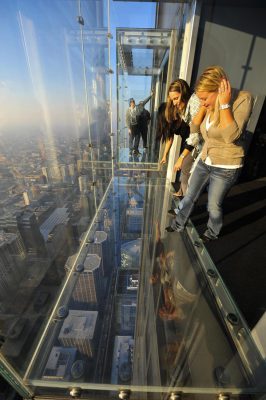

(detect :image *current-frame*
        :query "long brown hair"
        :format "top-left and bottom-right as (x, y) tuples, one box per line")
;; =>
(165, 79), (191, 123)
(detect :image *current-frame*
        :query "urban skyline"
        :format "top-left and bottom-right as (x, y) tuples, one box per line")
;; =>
(0, 110), (144, 383)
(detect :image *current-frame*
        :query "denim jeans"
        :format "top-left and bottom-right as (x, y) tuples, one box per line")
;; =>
(171, 158), (242, 239)
(176, 152), (194, 196)
(129, 124), (140, 151)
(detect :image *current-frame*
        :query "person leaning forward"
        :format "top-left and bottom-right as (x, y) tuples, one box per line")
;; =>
(166, 65), (253, 241)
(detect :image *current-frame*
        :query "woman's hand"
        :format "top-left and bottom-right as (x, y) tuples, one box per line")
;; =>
(160, 155), (167, 165)
(218, 78), (231, 105)
(173, 156), (183, 172)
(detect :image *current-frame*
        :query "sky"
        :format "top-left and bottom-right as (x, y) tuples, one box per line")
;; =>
(0, 0), (156, 137)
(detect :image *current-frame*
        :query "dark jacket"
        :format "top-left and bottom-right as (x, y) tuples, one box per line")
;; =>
(138, 108), (151, 127)
(156, 102), (193, 152)
(126, 93), (153, 128)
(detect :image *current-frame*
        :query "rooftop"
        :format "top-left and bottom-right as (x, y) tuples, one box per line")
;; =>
(58, 310), (98, 341)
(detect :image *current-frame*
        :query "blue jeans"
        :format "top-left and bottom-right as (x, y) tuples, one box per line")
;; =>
(171, 159), (242, 239)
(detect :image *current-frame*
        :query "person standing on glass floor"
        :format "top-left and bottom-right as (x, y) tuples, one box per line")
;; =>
(126, 91), (153, 156)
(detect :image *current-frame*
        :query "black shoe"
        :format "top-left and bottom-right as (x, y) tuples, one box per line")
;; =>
(165, 226), (176, 233)
(133, 150), (141, 156)
(168, 209), (177, 217)
(200, 234), (214, 243)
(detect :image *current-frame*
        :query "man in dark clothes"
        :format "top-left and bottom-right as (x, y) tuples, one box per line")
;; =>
(138, 105), (151, 150)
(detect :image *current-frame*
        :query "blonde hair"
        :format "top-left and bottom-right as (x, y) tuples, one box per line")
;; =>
(195, 65), (228, 126)
(165, 79), (191, 124)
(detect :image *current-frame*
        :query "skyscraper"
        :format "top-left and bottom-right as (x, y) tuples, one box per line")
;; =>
(42, 346), (77, 381)
(0, 231), (25, 300)
(58, 310), (98, 358)
(17, 210), (47, 257)
(72, 253), (103, 306)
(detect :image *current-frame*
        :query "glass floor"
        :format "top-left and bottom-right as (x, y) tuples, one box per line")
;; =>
(1, 173), (264, 399)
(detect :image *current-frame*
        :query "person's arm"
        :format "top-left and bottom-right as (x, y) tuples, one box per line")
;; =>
(184, 93), (201, 125)
(174, 105), (206, 172)
(173, 148), (191, 172)
(189, 106), (207, 142)
(147, 110), (151, 124)
(218, 78), (234, 128)
(160, 136), (173, 164)
(140, 90), (154, 107)
(218, 79), (253, 143)
(125, 109), (131, 132)
(183, 104), (206, 153)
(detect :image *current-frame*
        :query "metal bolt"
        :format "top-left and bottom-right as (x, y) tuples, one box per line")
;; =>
(218, 394), (230, 400)
(237, 327), (246, 340)
(56, 305), (69, 320)
(194, 240), (201, 248)
(207, 269), (218, 279)
(169, 392), (181, 400)
(77, 16), (84, 26)
(118, 390), (130, 400)
(69, 387), (82, 398)
(226, 313), (239, 326)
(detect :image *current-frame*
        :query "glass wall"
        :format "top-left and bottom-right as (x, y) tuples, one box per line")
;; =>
(116, 28), (170, 166)
(0, 0), (113, 385)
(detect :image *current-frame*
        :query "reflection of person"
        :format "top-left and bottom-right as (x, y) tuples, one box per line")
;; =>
(166, 66), (253, 241)
(138, 106), (151, 150)
(150, 221), (173, 286)
(158, 79), (200, 198)
(150, 222), (195, 321)
(126, 92), (153, 156)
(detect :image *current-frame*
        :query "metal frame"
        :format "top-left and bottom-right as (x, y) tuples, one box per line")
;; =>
(116, 28), (173, 171)
(166, 0), (202, 183)
(0, 354), (33, 399)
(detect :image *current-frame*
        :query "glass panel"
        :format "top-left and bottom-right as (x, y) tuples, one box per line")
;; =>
(116, 28), (170, 167)
(0, 0), (112, 379)
(22, 176), (265, 397)
(114, 1), (189, 170)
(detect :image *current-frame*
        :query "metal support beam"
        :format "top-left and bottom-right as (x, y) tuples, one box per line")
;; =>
(166, 0), (202, 183)
(0, 355), (34, 399)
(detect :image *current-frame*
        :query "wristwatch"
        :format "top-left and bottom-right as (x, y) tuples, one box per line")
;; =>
(219, 103), (231, 110)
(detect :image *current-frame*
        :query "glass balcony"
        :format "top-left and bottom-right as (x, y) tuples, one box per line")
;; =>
(0, 0), (265, 399)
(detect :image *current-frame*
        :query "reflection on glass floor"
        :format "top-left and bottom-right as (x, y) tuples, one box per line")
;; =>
(118, 148), (158, 170)
(21, 174), (265, 396)
(138, 226), (246, 388)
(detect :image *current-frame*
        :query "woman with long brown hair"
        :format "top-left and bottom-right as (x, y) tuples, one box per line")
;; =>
(158, 79), (200, 197)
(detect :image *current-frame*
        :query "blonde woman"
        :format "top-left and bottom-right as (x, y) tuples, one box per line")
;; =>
(166, 66), (253, 241)
(159, 79), (200, 197)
